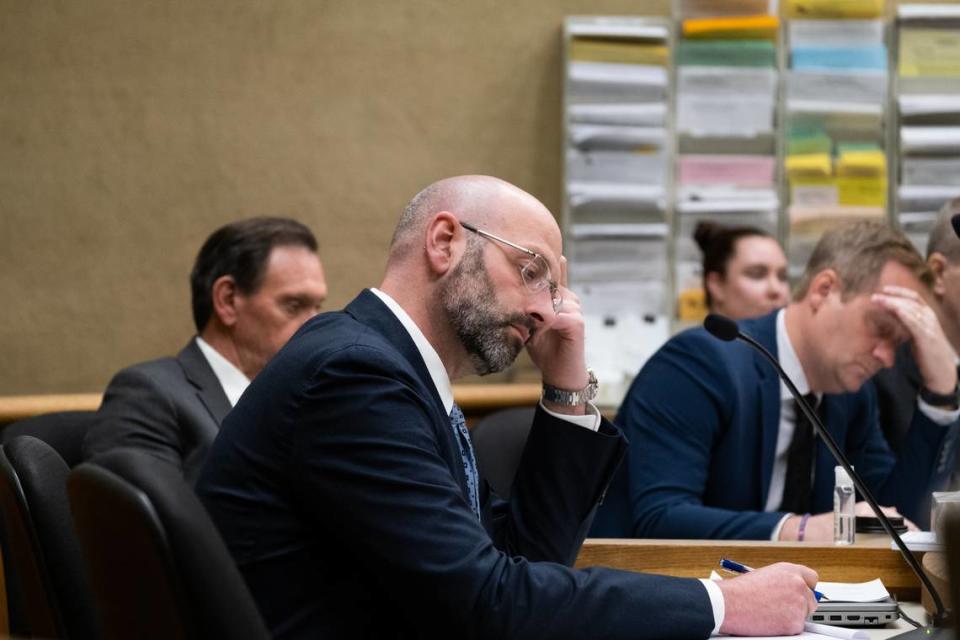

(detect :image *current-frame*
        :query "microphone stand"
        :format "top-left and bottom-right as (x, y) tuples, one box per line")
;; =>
(734, 329), (950, 639)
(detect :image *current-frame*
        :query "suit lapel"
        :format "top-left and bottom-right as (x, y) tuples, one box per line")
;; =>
(744, 313), (783, 508)
(343, 290), (468, 501)
(177, 339), (232, 427)
(343, 290), (447, 418)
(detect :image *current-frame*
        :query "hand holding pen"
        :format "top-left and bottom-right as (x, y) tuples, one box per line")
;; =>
(721, 558), (826, 601)
(713, 561), (821, 636)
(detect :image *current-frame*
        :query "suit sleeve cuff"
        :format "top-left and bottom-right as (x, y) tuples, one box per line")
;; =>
(538, 400), (601, 432)
(770, 512), (793, 541)
(699, 578), (725, 634)
(917, 396), (960, 426)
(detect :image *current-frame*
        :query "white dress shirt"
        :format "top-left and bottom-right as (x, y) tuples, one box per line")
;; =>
(195, 336), (251, 407)
(370, 288), (725, 632)
(766, 309), (959, 539)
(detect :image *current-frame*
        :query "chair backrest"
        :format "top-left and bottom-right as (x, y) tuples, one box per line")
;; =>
(2, 411), (97, 468)
(470, 407), (535, 498)
(68, 449), (270, 640)
(0, 435), (97, 639)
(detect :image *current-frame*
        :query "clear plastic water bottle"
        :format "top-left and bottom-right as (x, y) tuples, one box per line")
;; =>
(834, 465), (855, 545)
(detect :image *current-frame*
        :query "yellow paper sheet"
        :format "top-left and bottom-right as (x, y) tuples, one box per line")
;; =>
(899, 29), (960, 77)
(786, 153), (833, 179)
(677, 288), (707, 322)
(836, 150), (886, 177)
(570, 38), (669, 66)
(837, 176), (887, 207)
(785, 0), (883, 19)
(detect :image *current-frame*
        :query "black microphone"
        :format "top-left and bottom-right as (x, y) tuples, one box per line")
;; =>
(952, 213), (960, 240)
(704, 313), (949, 639)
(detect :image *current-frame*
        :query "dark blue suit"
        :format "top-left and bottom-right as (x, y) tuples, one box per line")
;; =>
(593, 311), (958, 540)
(198, 290), (716, 640)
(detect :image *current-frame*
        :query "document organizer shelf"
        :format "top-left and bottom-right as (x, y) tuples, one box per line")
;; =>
(893, 3), (960, 255)
(563, 4), (960, 410)
(562, 16), (675, 408)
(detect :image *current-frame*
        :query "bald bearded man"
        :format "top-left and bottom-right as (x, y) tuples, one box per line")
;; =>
(198, 176), (817, 640)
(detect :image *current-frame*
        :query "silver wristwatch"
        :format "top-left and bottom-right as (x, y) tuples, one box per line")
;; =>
(541, 369), (599, 406)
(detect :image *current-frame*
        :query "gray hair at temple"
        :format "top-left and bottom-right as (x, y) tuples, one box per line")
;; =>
(388, 177), (499, 263)
(927, 198), (960, 264)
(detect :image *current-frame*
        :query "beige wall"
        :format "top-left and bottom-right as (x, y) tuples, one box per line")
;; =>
(0, 1), (668, 394)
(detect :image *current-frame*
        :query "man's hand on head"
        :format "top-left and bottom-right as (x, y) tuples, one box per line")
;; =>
(526, 257), (590, 415)
(872, 285), (958, 395)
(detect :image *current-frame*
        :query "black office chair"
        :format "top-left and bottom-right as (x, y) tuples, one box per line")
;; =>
(68, 449), (270, 640)
(0, 435), (97, 639)
(2, 411), (97, 468)
(470, 407), (535, 498)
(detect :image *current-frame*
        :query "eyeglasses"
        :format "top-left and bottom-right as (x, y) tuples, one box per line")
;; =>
(459, 221), (562, 313)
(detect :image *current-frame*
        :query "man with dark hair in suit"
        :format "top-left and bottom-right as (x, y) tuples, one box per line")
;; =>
(83, 217), (328, 483)
(595, 220), (960, 542)
(198, 175), (818, 640)
(875, 201), (960, 457)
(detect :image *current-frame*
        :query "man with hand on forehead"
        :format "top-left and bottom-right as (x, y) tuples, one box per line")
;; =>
(596, 220), (960, 541)
(199, 175), (818, 639)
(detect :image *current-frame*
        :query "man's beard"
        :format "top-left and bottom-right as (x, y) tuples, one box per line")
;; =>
(439, 245), (535, 376)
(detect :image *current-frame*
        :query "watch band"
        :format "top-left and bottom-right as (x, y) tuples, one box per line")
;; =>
(541, 369), (598, 406)
(920, 384), (960, 409)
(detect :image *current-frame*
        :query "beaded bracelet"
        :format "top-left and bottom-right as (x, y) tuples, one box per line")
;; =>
(797, 513), (811, 542)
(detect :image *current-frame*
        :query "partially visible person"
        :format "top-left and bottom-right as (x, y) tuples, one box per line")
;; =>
(694, 221), (790, 319)
(594, 220), (959, 540)
(198, 176), (818, 640)
(83, 217), (328, 483)
(875, 201), (960, 455)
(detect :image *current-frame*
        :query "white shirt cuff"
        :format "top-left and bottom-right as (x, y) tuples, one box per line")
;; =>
(538, 400), (601, 432)
(700, 577), (725, 634)
(770, 513), (794, 541)
(917, 396), (960, 426)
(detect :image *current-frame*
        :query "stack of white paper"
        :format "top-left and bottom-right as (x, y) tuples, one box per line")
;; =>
(896, 6), (960, 226)
(677, 67), (777, 137)
(568, 61), (667, 102)
(583, 312), (669, 406)
(567, 103), (666, 127)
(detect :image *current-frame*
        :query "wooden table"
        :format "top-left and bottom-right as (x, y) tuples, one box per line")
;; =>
(575, 536), (923, 600)
(0, 383), (545, 427)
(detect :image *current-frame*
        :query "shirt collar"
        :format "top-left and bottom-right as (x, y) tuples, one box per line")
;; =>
(775, 308), (813, 399)
(195, 336), (251, 407)
(370, 288), (455, 414)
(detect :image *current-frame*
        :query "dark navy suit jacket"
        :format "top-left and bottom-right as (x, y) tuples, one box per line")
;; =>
(592, 311), (958, 540)
(197, 290), (716, 639)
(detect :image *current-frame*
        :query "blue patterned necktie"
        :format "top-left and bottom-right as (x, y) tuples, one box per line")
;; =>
(449, 403), (481, 519)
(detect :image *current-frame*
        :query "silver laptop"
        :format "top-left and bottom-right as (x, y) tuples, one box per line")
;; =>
(808, 598), (899, 627)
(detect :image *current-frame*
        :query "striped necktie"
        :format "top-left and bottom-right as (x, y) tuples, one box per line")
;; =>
(449, 403), (481, 519)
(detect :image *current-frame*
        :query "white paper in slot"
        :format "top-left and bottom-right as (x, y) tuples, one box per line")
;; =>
(582, 311), (669, 407)
(567, 181), (666, 213)
(568, 124), (666, 151)
(902, 157), (960, 186)
(677, 96), (775, 137)
(901, 127), (960, 154)
(566, 150), (667, 185)
(677, 66), (777, 97)
(568, 61), (667, 101)
(787, 70), (887, 106)
(789, 19), (884, 47)
(568, 103), (667, 127)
